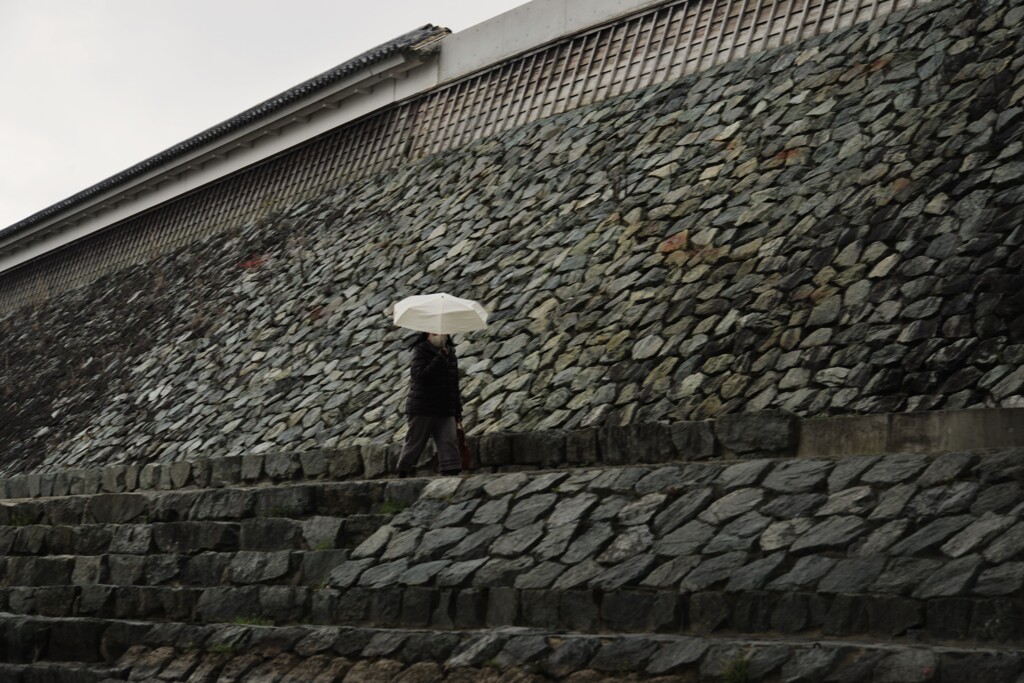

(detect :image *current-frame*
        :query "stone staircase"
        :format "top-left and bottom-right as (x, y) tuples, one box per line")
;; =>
(1, 412), (1022, 681)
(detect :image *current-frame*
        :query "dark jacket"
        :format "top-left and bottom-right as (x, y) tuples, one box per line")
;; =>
(405, 335), (462, 418)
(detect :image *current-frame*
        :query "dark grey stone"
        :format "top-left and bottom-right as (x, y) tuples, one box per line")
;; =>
(589, 637), (659, 672)
(679, 551), (747, 592)
(646, 637), (709, 675)
(871, 557), (943, 595)
(533, 522), (578, 561)
(974, 562), (1024, 596)
(768, 555), (838, 592)
(872, 650), (937, 683)
(562, 523), (614, 563)
(597, 525), (654, 563)
(618, 493), (667, 525)
(399, 560), (450, 586)
(715, 410), (798, 454)
(635, 467), (687, 496)
(917, 451), (977, 487)
(548, 492), (599, 527)
(699, 487), (765, 525)
(780, 646), (839, 682)
(358, 558), (409, 588)
(505, 493), (557, 529)
(704, 511), (771, 554)
(490, 521), (545, 557)
(817, 557), (886, 594)
(763, 460), (831, 493)
(641, 556), (701, 588)
(817, 486), (875, 516)
(791, 516), (869, 553)
(471, 556), (533, 587)
(725, 552), (787, 592)
(827, 456), (879, 492)
(514, 560), (566, 590)
(655, 519), (714, 556)
(553, 559), (604, 590)
(670, 421), (715, 460)
(861, 454), (929, 484)
(589, 553), (658, 590)
(905, 482), (979, 518)
(762, 494), (828, 519)
(544, 638), (601, 678)
(914, 554), (983, 599)
(890, 515), (974, 556)
(717, 459), (773, 490)
(414, 526), (470, 561)
(653, 487), (714, 534)
(444, 525), (503, 561)
(983, 522), (1024, 563)
(435, 558), (487, 588)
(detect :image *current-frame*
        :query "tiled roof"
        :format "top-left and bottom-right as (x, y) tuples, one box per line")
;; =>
(0, 24), (449, 241)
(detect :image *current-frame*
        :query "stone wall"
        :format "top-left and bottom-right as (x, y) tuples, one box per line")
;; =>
(1, 0), (1023, 475)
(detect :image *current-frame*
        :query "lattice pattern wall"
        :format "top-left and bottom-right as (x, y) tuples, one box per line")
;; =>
(0, 0), (930, 311)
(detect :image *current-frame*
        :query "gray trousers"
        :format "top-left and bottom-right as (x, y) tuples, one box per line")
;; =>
(398, 415), (460, 472)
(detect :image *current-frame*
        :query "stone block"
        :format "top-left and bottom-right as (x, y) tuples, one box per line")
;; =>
(335, 587), (370, 623)
(603, 422), (676, 465)
(670, 421), (716, 460)
(240, 518), (303, 551)
(209, 457), (242, 487)
(367, 588), (401, 627)
(602, 589), (680, 632)
(544, 638), (601, 678)
(689, 591), (731, 634)
(361, 445), (390, 478)
(400, 586), (434, 627)
(823, 594), (868, 636)
(259, 585), (309, 623)
(264, 452), (300, 480)
(477, 433), (511, 467)
(589, 637), (659, 672)
(969, 598), (1022, 643)
(486, 586), (519, 627)
(101, 466), (127, 493)
(430, 589), (455, 629)
(152, 522), (239, 554)
(453, 589), (487, 628)
(509, 431), (566, 467)
(559, 589), (600, 631)
(732, 591), (777, 632)
(299, 449), (330, 478)
(241, 454), (264, 481)
(328, 446), (364, 479)
(864, 595), (922, 638)
(715, 410), (799, 455)
(566, 428), (600, 464)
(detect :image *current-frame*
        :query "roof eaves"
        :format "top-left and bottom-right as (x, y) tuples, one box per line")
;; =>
(0, 23), (449, 241)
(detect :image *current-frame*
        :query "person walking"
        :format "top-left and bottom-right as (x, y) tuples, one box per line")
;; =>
(396, 332), (463, 476)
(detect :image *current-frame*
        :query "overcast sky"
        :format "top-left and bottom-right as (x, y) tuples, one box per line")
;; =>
(0, 0), (530, 228)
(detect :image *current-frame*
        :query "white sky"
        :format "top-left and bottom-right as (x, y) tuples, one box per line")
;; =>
(0, 0), (530, 228)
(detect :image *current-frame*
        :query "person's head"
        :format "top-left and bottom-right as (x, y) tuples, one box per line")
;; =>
(427, 332), (448, 348)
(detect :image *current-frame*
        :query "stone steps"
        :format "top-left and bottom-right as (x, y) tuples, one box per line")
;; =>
(0, 516), (387, 556)
(0, 479), (425, 525)
(1, 549), (348, 588)
(1, 615), (1022, 682)
(0, 662), (126, 683)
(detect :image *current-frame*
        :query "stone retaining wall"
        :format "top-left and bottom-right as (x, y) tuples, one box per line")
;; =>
(4, 618), (1020, 682)
(1, 0), (1022, 475)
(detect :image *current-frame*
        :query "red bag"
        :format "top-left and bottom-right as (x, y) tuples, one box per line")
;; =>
(456, 423), (473, 470)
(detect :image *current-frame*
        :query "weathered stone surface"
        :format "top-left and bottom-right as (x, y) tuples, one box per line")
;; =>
(715, 411), (798, 454)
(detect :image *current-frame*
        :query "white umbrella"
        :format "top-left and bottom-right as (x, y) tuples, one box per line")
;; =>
(393, 292), (489, 334)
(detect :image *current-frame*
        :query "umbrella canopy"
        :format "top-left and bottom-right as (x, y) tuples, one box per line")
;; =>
(393, 292), (489, 334)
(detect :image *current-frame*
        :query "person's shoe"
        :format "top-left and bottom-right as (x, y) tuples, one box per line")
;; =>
(398, 469), (412, 479)
(439, 469), (462, 477)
